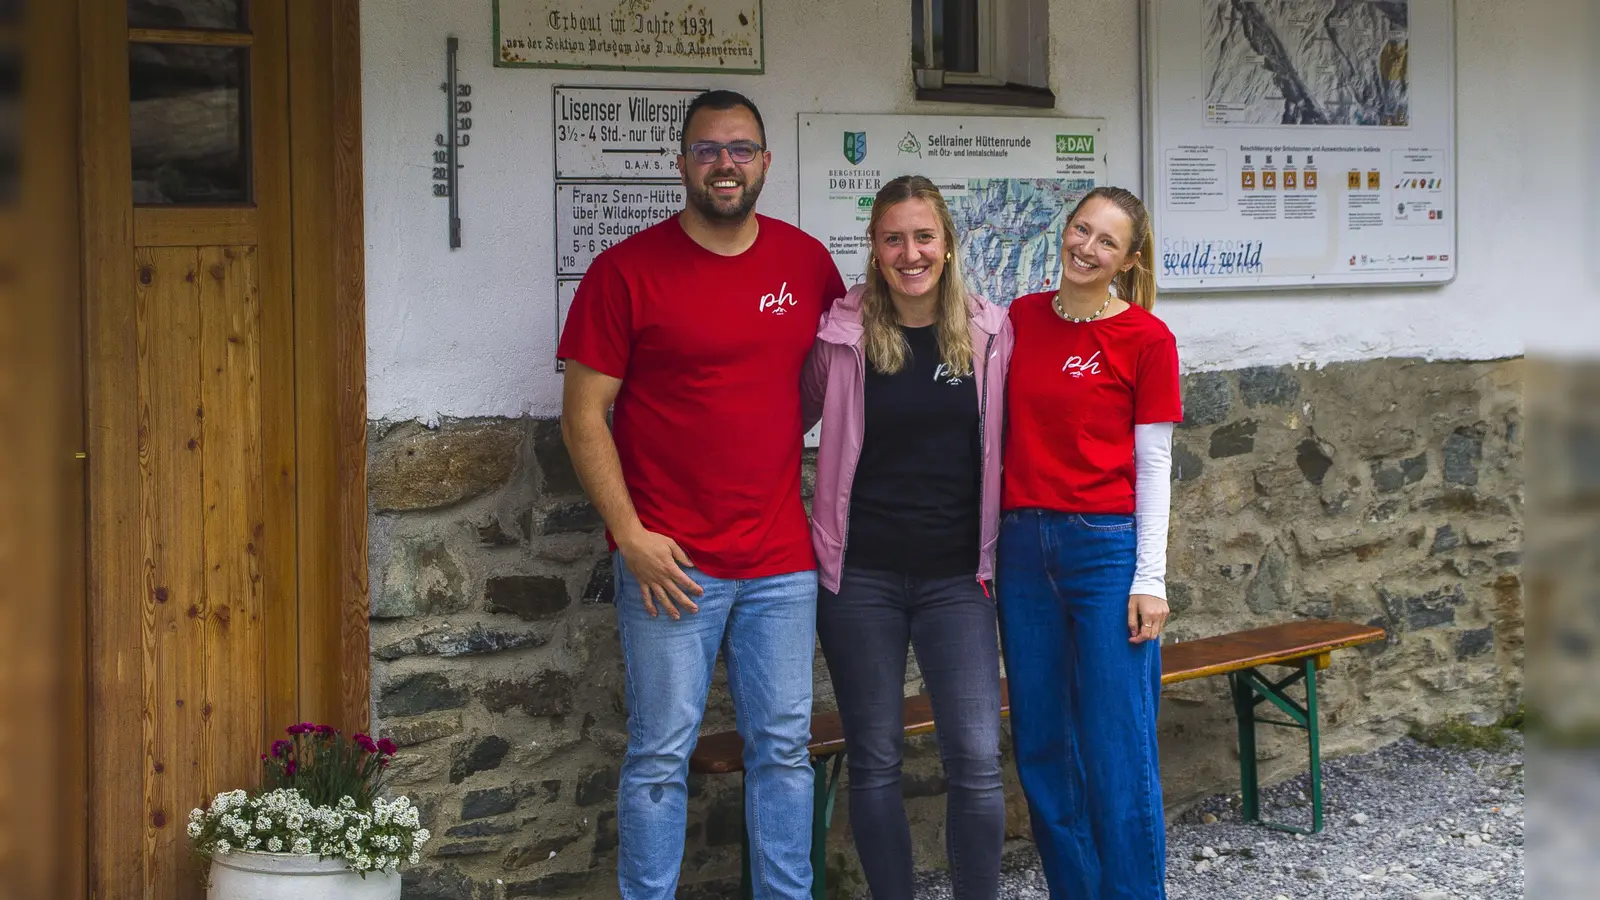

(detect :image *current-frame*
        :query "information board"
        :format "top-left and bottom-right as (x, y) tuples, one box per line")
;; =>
(797, 113), (1107, 306)
(496, 1), (762, 73)
(1143, 0), (1456, 291)
(552, 85), (701, 371)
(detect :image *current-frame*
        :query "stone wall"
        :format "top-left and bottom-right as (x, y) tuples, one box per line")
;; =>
(369, 357), (1524, 900)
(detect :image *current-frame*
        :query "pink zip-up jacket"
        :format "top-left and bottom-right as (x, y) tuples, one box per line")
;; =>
(801, 283), (1015, 595)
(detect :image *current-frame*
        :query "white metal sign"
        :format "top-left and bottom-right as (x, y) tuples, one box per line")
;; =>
(552, 86), (702, 371)
(797, 113), (1107, 306)
(1143, 0), (1457, 291)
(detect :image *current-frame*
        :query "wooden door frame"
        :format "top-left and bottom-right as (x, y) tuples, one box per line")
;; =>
(78, 0), (368, 894)
(284, 0), (371, 734)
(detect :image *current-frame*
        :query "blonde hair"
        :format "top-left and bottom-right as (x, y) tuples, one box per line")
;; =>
(1069, 186), (1158, 311)
(862, 175), (974, 376)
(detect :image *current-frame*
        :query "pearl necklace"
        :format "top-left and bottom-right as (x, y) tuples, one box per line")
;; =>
(1053, 292), (1111, 323)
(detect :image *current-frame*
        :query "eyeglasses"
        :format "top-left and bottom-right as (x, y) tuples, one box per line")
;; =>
(684, 140), (764, 165)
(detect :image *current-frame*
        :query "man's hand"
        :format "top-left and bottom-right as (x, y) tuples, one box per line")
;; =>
(617, 528), (703, 619)
(1128, 593), (1169, 644)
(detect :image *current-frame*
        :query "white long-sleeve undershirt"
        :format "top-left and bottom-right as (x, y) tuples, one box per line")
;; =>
(1131, 422), (1175, 599)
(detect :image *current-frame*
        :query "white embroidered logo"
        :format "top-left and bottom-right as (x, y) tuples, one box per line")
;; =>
(1062, 351), (1103, 379)
(759, 282), (796, 316)
(932, 363), (964, 385)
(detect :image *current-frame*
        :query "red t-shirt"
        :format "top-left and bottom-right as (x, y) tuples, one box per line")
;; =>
(556, 214), (846, 579)
(1002, 292), (1183, 514)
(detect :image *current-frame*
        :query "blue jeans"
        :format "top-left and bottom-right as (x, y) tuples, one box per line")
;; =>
(996, 510), (1167, 900)
(613, 554), (817, 900)
(816, 568), (1005, 900)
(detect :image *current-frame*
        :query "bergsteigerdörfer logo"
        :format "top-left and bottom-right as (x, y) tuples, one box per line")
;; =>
(843, 131), (867, 165)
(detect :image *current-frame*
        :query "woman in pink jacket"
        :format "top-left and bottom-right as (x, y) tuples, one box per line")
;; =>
(802, 174), (1013, 900)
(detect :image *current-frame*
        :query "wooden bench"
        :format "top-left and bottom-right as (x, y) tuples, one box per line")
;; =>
(690, 618), (1387, 899)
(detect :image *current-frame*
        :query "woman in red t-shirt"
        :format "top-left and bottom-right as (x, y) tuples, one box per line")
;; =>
(998, 186), (1183, 899)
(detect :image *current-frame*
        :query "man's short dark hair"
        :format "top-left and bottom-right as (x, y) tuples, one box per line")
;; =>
(680, 89), (767, 154)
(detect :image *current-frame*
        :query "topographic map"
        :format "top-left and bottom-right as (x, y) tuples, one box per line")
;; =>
(947, 178), (1095, 304)
(1204, 0), (1410, 126)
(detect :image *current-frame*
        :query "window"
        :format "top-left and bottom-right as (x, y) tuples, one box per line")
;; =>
(912, 0), (1052, 107)
(127, 1), (252, 204)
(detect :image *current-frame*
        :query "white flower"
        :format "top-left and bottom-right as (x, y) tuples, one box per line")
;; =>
(214, 840), (231, 854)
(267, 837), (283, 852)
(291, 838), (311, 855)
(285, 813), (303, 831)
(255, 816), (272, 832)
(245, 837), (261, 850)
(186, 822), (202, 839)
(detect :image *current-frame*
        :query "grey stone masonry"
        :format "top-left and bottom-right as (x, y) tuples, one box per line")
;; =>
(369, 357), (1524, 900)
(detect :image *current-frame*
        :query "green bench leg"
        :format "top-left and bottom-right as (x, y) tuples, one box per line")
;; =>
(736, 755), (843, 900)
(811, 755), (843, 900)
(1229, 658), (1324, 834)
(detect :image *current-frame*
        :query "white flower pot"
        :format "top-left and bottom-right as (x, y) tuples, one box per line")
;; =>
(207, 851), (401, 900)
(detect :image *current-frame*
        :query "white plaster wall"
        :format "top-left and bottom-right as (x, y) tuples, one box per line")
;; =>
(362, 0), (1588, 422)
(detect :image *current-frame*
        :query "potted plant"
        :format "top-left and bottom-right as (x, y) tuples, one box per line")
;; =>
(188, 723), (432, 900)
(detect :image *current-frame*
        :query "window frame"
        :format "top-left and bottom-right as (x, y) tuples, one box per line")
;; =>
(915, 0), (1006, 87)
(913, 0), (1054, 108)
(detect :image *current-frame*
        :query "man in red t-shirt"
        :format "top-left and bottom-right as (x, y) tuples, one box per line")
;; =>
(557, 89), (844, 900)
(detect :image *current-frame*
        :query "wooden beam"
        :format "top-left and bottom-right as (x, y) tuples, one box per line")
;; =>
(128, 27), (252, 47)
(253, 0), (301, 756)
(79, 0), (144, 896)
(134, 207), (258, 247)
(331, 0), (372, 735)
(285, 0), (369, 733)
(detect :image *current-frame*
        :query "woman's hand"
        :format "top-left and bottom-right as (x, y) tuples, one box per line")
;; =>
(1128, 593), (1169, 643)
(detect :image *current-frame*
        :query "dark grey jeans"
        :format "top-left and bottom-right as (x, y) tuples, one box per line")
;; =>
(816, 567), (1005, 900)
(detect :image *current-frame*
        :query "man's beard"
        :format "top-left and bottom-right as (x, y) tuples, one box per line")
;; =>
(685, 168), (765, 222)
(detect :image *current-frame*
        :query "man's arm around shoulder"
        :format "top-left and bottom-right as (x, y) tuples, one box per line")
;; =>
(560, 361), (704, 618)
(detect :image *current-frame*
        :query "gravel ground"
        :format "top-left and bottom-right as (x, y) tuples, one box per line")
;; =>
(897, 735), (1524, 900)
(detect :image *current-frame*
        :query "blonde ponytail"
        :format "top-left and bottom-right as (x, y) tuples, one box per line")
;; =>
(1072, 186), (1158, 310)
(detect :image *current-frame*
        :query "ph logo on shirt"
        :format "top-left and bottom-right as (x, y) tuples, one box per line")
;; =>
(759, 282), (795, 315)
(1062, 351), (1103, 378)
(932, 363), (965, 385)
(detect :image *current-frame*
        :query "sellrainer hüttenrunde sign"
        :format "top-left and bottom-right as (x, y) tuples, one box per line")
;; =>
(494, 1), (763, 74)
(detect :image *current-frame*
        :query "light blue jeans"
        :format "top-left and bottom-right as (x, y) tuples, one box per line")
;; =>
(613, 553), (818, 900)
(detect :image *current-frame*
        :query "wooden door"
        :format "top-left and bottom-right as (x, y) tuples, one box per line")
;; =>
(80, 2), (368, 897)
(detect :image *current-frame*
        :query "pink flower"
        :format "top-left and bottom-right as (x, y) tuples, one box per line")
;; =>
(315, 724), (335, 735)
(270, 739), (291, 757)
(377, 738), (398, 756)
(353, 733), (378, 754)
(285, 761), (298, 776)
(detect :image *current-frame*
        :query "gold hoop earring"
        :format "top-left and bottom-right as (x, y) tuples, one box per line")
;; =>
(945, 251), (952, 261)
(869, 254), (878, 271)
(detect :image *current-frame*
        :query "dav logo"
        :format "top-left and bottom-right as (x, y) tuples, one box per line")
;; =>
(759, 282), (795, 315)
(843, 131), (867, 165)
(1061, 351), (1103, 378)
